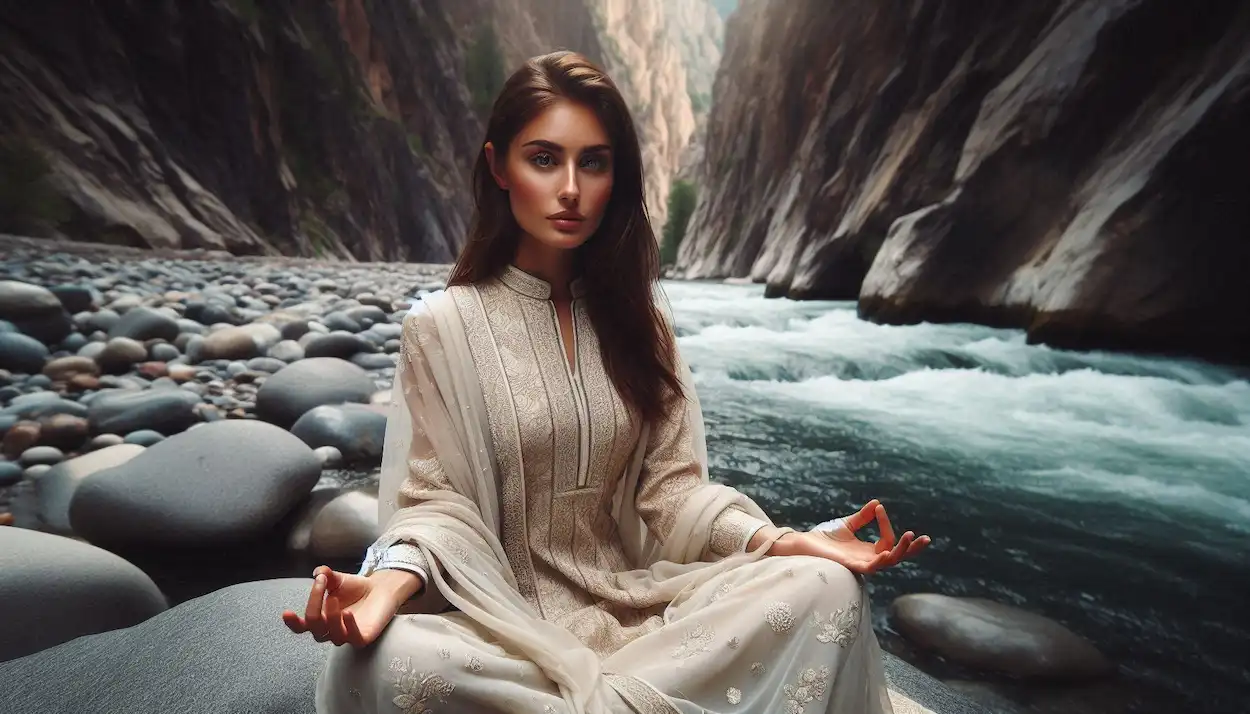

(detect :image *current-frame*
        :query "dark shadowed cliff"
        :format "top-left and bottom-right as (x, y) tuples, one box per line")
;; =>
(0, 0), (492, 261)
(680, 0), (1250, 365)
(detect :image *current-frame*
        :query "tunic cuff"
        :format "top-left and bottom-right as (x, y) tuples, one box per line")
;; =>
(359, 540), (431, 591)
(708, 507), (772, 557)
(376, 542), (431, 586)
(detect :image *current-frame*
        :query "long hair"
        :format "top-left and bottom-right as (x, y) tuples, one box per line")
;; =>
(446, 50), (682, 425)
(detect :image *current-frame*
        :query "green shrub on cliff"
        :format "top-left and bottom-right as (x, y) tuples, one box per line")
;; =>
(660, 179), (697, 267)
(466, 23), (505, 117)
(0, 137), (70, 237)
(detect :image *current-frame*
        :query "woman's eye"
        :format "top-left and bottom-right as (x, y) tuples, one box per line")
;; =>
(531, 153), (554, 168)
(580, 155), (607, 171)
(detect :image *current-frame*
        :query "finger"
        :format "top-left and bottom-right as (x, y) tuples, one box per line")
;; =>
(343, 610), (368, 648)
(322, 569), (344, 593)
(884, 531), (914, 567)
(281, 610), (308, 634)
(305, 574), (328, 637)
(874, 504), (896, 553)
(906, 535), (931, 558)
(324, 593), (345, 646)
(842, 500), (880, 532)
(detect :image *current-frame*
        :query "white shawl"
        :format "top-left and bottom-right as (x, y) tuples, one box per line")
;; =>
(374, 287), (791, 713)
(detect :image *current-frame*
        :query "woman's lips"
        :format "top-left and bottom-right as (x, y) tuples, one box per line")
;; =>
(549, 217), (584, 232)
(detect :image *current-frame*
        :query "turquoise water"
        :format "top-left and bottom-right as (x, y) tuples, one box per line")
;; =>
(664, 279), (1250, 712)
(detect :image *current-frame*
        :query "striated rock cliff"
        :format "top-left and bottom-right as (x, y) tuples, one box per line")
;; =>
(663, 0), (724, 182)
(681, 0), (1250, 364)
(0, 0), (485, 261)
(590, 0), (698, 232)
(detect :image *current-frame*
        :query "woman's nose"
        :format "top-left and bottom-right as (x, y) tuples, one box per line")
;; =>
(559, 166), (580, 202)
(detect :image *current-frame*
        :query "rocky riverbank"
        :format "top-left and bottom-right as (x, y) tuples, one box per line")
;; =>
(0, 234), (447, 606)
(1, 235), (1135, 712)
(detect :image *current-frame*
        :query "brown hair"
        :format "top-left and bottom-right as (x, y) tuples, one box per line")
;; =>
(446, 50), (682, 424)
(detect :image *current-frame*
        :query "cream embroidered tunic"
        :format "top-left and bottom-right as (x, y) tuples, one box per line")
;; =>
(373, 265), (769, 655)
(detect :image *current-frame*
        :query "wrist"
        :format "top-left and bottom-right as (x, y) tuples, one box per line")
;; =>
(749, 525), (804, 556)
(369, 568), (425, 605)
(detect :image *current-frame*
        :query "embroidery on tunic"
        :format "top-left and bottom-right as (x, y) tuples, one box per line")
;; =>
(817, 570), (828, 584)
(437, 648), (451, 660)
(464, 654), (484, 672)
(452, 285), (539, 608)
(765, 601), (796, 634)
(388, 657), (456, 714)
(782, 666), (831, 714)
(604, 673), (682, 714)
(671, 622), (716, 659)
(707, 582), (734, 605)
(727, 636), (741, 649)
(726, 687), (743, 705)
(750, 662), (765, 677)
(813, 600), (861, 647)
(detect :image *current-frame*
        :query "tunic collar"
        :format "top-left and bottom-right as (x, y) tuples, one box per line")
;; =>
(500, 264), (587, 300)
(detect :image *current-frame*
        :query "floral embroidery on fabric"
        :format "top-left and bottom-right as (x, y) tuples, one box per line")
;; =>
(464, 654), (484, 672)
(783, 666), (831, 714)
(765, 601), (796, 633)
(389, 657), (456, 714)
(727, 636), (741, 649)
(726, 686), (743, 705)
(437, 648), (451, 660)
(817, 570), (828, 584)
(750, 662), (765, 677)
(437, 531), (470, 565)
(671, 622), (716, 659)
(814, 600), (861, 647)
(707, 582), (734, 605)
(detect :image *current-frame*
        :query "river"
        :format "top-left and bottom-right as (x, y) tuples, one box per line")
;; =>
(662, 279), (1250, 712)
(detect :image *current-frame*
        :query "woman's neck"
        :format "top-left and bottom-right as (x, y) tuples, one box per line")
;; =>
(512, 236), (579, 300)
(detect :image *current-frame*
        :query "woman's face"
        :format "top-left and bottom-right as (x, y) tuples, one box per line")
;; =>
(488, 98), (614, 253)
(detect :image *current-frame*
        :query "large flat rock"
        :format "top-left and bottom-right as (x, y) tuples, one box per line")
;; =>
(0, 578), (325, 714)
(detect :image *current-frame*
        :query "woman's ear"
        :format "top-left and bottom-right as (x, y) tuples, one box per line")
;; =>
(484, 142), (508, 190)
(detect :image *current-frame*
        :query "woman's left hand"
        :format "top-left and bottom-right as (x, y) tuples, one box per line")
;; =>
(774, 499), (931, 574)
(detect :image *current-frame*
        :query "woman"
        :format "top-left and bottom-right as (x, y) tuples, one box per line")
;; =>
(283, 51), (930, 714)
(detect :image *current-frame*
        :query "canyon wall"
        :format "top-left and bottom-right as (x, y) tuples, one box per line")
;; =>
(679, 0), (1250, 364)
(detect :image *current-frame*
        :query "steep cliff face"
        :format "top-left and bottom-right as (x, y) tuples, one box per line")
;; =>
(0, 0), (488, 261)
(681, 0), (1250, 364)
(663, 0), (724, 181)
(589, 0), (697, 232)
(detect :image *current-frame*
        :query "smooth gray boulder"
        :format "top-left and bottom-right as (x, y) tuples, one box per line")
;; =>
(36, 443), (146, 533)
(254, 357), (375, 428)
(0, 578), (325, 714)
(891, 593), (1113, 680)
(87, 388), (202, 436)
(290, 404), (387, 466)
(0, 527), (167, 663)
(69, 420), (321, 548)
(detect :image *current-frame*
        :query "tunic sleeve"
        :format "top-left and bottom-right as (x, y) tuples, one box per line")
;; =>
(358, 309), (452, 585)
(634, 344), (772, 558)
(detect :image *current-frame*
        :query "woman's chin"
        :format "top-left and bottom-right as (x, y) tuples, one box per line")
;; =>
(539, 229), (592, 251)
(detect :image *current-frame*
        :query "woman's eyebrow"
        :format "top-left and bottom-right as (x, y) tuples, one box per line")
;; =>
(521, 139), (612, 153)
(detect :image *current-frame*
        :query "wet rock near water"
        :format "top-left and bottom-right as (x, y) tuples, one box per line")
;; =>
(0, 242), (450, 666)
(890, 593), (1114, 681)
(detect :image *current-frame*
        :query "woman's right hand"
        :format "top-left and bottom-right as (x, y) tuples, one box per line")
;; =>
(281, 566), (422, 647)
